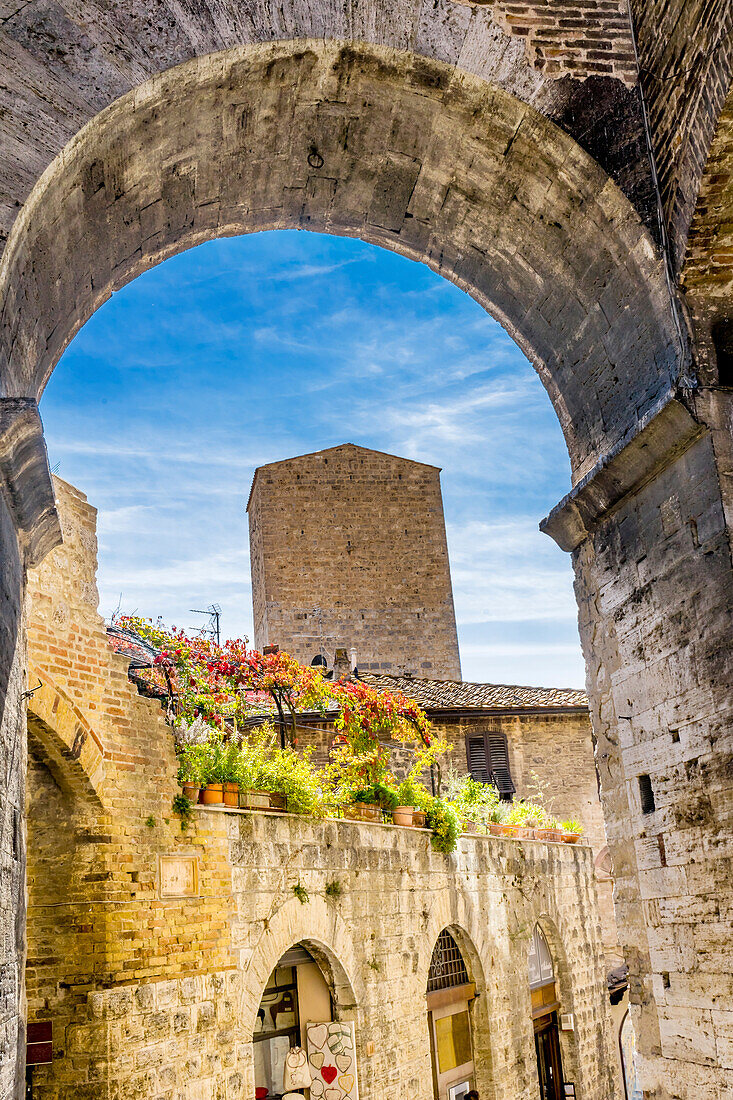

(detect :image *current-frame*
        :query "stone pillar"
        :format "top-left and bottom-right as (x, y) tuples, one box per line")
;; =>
(542, 393), (733, 1100)
(0, 400), (60, 1099)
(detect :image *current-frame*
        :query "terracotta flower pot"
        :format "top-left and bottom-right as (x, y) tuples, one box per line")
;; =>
(201, 783), (224, 805)
(562, 832), (581, 844)
(223, 782), (240, 807)
(392, 805), (414, 827)
(489, 823), (504, 836)
(535, 827), (563, 842)
(412, 810), (427, 829)
(462, 820), (478, 833)
(181, 782), (201, 802)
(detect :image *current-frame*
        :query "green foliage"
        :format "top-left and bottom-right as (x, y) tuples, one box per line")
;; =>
(396, 775), (419, 806)
(292, 882), (309, 904)
(352, 783), (398, 811)
(425, 797), (460, 854)
(561, 819), (584, 835)
(255, 743), (326, 816)
(172, 793), (194, 831)
(443, 768), (501, 832)
(144, 815), (156, 829)
(325, 880), (343, 900)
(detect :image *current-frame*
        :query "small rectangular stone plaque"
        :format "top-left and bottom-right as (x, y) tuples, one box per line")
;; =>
(159, 854), (199, 898)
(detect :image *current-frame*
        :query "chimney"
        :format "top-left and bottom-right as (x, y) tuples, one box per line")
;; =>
(349, 647), (357, 672)
(333, 648), (352, 681)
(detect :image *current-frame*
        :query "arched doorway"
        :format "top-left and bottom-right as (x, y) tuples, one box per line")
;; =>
(253, 942), (358, 1100)
(528, 924), (564, 1100)
(426, 929), (476, 1100)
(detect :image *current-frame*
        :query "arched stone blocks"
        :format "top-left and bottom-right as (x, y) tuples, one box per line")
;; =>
(26, 666), (105, 807)
(0, 40), (679, 481)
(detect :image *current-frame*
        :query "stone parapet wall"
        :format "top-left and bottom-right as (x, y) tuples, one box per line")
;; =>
(29, 808), (617, 1100)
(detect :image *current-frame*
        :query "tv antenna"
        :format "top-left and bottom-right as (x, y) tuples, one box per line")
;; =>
(189, 604), (221, 646)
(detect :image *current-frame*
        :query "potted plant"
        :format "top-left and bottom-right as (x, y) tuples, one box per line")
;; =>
(236, 724), (282, 810)
(535, 814), (563, 842)
(394, 777), (421, 826)
(177, 744), (207, 803)
(561, 819), (584, 844)
(488, 802), (507, 836)
(343, 782), (397, 822)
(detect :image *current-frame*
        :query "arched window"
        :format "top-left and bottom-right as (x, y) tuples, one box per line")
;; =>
(528, 925), (564, 1100)
(426, 931), (476, 1097)
(427, 929), (470, 994)
(528, 924), (555, 990)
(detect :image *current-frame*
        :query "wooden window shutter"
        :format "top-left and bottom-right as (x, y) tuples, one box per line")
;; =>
(466, 736), (491, 783)
(486, 732), (516, 797)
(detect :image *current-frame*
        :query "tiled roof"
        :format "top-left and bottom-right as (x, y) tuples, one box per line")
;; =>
(361, 674), (588, 711)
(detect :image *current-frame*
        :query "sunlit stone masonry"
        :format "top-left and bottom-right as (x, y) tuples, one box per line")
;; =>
(21, 478), (619, 1100)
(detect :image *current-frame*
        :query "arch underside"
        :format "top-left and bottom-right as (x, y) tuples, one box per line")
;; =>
(0, 39), (680, 481)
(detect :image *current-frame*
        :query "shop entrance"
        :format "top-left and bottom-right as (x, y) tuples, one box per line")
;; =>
(529, 925), (565, 1100)
(254, 943), (333, 1099)
(427, 930), (476, 1100)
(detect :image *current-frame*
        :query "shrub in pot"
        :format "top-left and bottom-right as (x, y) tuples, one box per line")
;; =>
(177, 745), (207, 803)
(560, 819), (584, 844)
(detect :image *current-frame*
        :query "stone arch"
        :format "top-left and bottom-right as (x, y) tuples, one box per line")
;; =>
(530, 913), (586, 1098)
(240, 895), (362, 1096)
(420, 898), (496, 1099)
(241, 895), (363, 1039)
(0, 39), (680, 482)
(26, 666), (105, 808)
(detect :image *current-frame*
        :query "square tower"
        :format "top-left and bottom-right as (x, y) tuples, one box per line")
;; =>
(247, 444), (461, 679)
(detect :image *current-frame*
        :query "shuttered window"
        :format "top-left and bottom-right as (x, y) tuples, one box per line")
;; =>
(466, 731), (515, 799)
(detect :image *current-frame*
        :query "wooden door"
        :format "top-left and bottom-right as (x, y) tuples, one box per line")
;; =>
(534, 1014), (564, 1100)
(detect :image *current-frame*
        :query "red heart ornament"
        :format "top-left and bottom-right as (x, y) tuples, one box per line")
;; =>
(321, 1065), (338, 1084)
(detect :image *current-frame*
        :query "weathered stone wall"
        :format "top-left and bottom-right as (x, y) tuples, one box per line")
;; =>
(21, 476), (618, 1100)
(293, 705), (620, 962)
(0, 0), (651, 252)
(566, 410), (733, 1100)
(248, 444), (461, 678)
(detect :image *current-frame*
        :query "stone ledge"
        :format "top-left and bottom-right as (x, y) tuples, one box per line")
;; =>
(0, 398), (61, 566)
(540, 394), (705, 552)
(196, 804), (590, 847)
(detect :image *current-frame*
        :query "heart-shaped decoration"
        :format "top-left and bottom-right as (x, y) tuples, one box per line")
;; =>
(310, 1081), (324, 1098)
(324, 1090), (341, 1100)
(310, 1052), (324, 1070)
(336, 1054), (351, 1072)
(339, 1074), (355, 1094)
(321, 1065), (338, 1085)
(309, 1024), (328, 1050)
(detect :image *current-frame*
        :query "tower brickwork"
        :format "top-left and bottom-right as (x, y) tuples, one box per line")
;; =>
(247, 444), (461, 679)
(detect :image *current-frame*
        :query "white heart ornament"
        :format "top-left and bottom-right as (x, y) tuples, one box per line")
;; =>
(336, 1054), (351, 1072)
(310, 1052), (324, 1069)
(309, 1024), (329, 1050)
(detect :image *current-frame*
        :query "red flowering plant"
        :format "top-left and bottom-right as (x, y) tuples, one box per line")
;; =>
(327, 679), (450, 802)
(227, 648), (333, 748)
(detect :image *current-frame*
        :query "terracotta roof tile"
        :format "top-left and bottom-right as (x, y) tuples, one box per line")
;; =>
(361, 674), (588, 711)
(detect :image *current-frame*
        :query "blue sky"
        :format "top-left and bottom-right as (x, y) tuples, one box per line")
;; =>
(41, 231), (585, 687)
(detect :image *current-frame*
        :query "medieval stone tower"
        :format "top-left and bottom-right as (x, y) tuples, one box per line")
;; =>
(247, 444), (462, 679)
